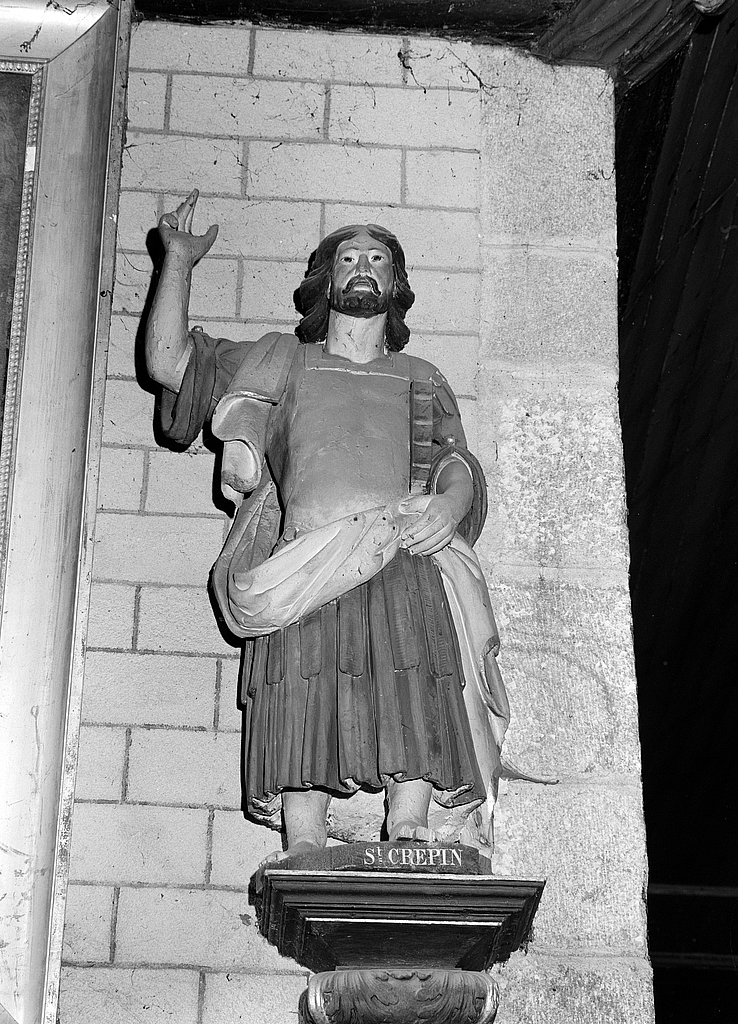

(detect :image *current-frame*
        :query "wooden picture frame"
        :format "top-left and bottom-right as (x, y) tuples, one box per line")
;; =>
(0, 4), (129, 1021)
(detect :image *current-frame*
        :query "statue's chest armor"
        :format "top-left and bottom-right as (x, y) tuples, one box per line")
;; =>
(270, 347), (412, 533)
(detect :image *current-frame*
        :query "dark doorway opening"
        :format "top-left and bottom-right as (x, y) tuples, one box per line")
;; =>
(617, 12), (738, 1020)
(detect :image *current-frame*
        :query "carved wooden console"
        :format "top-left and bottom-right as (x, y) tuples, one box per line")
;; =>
(301, 969), (500, 1024)
(254, 842), (545, 1024)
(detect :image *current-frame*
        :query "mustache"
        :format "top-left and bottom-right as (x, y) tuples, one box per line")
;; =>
(342, 274), (380, 296)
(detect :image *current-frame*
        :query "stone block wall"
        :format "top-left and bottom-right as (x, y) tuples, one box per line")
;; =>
(474, 51), (652, 1019)
(59, 21), (653, 1024)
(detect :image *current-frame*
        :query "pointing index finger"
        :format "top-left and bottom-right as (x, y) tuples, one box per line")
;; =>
(176, 189), (199, 230)
(184, 190), (199, 232)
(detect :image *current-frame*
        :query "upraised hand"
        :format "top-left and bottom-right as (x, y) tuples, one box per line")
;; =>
(158, 189), (218, 266)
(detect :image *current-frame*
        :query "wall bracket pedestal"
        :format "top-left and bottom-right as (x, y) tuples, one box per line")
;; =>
(253, 842), (545, 1024)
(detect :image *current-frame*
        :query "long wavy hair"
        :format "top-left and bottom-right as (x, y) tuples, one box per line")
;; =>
(294, 224), (415, 352)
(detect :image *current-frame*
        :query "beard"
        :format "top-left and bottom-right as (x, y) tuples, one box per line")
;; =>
(331, 276), (391, 318)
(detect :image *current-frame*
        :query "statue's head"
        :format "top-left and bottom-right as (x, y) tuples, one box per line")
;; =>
(294, 224), (415, 351)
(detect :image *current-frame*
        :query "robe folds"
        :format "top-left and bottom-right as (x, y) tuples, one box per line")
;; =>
(161, 330), (513, 835)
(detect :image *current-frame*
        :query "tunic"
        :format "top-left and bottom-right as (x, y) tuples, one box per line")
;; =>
(161, 331), (492, 826)
(269, 345), (413, 534)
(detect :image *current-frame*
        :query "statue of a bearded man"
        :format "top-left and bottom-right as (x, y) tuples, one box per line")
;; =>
(145, 191), (515, 854)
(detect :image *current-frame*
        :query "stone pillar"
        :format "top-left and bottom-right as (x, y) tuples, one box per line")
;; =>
(477, 51), (654, 1021)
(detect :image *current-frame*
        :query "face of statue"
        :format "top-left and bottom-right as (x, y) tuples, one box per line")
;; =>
(330, 230), (394, 318)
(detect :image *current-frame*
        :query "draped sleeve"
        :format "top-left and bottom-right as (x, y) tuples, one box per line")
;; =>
(431, 371), (467, 449)
(430, 371), (488, 547)
(158, 329), (246, 448)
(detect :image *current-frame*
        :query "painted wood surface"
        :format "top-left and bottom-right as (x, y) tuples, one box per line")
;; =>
(0, 3), (125, 1021)
(535, 0), (703, 86)
(133, 0), (575, 40)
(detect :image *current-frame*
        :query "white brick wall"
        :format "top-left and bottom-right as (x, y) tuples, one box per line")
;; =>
(328, 84), (480, 148)
(115, 888), (301, 972)
(86, 583), (136, 649)
(82, 651), (219, 727)
(123, 133), (245, 193)
(65, 18), (491, 1021)
(126, 730), (242, 807)
(321, 204), (480, 267)
(183, 197), (320, 259)
(202, 974), (309, 1024)
(144, 451), (217, 514)
(75, 727), (128, 801)
(69, 804), (209, 885)
(240, 259), (307, 320)
(62, 886), (115, 964)
(127, 71), (167, 129)
(405, 149), (481, 208)
(407, 269), (480, 333)
(60, 968), (201, 1024)
(94, 513), (224, 585)
(209, 811), (282, 886)
(169, 76), (326, 138)
(136, 586), (236, 655)
(98, 448), (146, 511)
(128, 23), (253, 75)
(247, 140), (403, 202)
(251, 29), (402, 83)
(106, 314), (139, 377)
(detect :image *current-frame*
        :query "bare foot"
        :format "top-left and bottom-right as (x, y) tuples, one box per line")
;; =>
(256, 840), (323, 872)
(257, 848), (290, 871)
(252, 840), (326, 895)
(388, 820), (439, 843)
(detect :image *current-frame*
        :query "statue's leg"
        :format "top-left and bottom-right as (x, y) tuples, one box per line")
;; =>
(386, 778), (438, 842)
(283, 788), (331, 853)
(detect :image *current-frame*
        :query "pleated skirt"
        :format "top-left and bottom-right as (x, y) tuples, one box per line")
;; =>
(241, 548), (485, 806)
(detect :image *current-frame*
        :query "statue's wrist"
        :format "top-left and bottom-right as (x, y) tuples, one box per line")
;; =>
(163, 248), (196, 274)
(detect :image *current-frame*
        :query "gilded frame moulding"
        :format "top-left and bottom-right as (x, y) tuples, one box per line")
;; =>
(0, 61), (42, 593)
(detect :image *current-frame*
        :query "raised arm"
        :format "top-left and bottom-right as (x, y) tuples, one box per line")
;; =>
(145, 190), (218, 392)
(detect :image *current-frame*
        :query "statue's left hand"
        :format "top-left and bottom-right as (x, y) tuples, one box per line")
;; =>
(398, 494), (459, 555)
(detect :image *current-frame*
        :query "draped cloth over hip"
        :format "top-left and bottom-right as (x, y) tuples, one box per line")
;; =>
(242, 547), (487, 824)
(211, 501), (509, 830)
